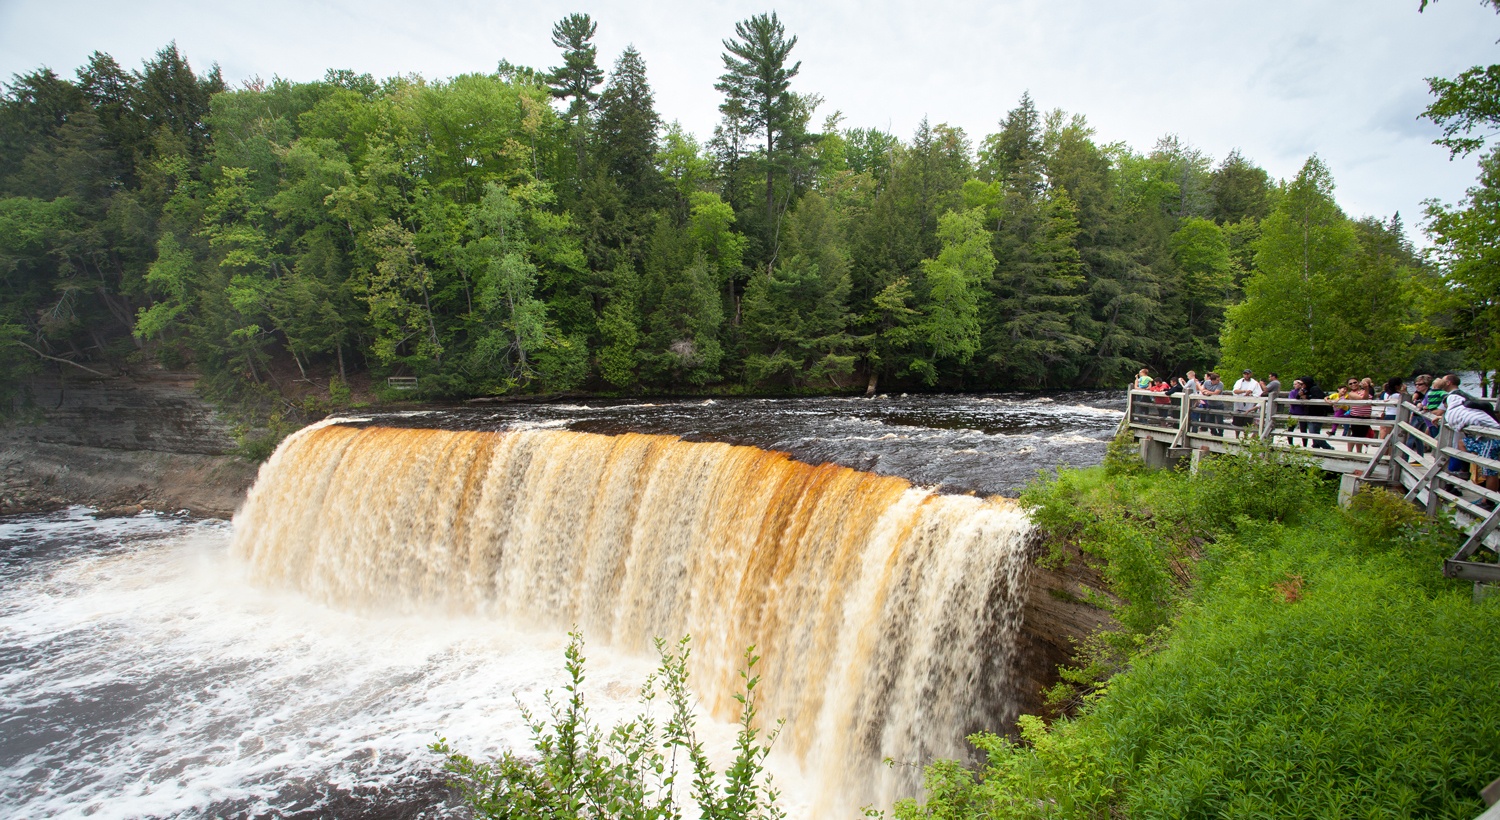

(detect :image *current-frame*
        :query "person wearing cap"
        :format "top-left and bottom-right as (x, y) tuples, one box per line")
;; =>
(1408, 374), (1433, 455)
(1231, 368), (1263, 436)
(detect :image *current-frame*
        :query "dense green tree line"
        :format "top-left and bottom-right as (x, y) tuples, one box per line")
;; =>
(0, 16), (1463, 402)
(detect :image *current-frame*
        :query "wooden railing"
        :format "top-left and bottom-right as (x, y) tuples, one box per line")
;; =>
(1122, 390), (1500, 583)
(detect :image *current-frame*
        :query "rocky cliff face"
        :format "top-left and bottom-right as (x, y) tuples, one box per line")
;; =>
(1, 371), (258, 518)
(1009, 538), (1114, 719)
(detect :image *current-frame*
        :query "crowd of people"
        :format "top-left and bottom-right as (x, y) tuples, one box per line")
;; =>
(1130, 368), (1500, 496)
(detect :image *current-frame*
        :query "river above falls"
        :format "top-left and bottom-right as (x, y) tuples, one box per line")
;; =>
(351, 390), (1125, 497)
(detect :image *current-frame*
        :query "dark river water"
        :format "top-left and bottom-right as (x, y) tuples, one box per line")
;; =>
(356, 391), (1125, 497)
(0, 392), (1121, 819)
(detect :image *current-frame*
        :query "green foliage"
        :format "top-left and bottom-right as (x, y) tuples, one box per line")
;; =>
(0, 32), (1456, 404)
(904, 462), (1500, 820)
(1424, 147), (1500, 384)
(1188, 435), (1325, 530)
(1344, 485), (1425, 539)
(433, 632), (784, 820)
(1220, 157), (1420, 385)
(1102, 428), (1145, 477)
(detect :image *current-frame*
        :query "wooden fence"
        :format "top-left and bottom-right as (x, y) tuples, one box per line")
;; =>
(1122, 389), (1500, 584)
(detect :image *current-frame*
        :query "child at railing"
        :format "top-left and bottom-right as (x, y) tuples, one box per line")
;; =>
(1347, 379), (1374, 454)
(1380, 378), (1404, 440)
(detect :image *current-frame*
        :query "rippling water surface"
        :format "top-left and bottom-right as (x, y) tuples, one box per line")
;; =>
(359, 391), (1125, 497)
(0, 393), (1121, 818)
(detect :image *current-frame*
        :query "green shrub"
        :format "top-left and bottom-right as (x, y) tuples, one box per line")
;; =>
(433, 632), (784, 820)
(327, 375), (351, 406)
(1189, 436), (1325, 529)
(1103, 429), (1145, 477)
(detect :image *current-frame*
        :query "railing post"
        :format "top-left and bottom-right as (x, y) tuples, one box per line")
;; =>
(1389, 401), (1410, 488)
(1428, 421), (1454, 516)
(1259, 390), (1279, 439)
(1172, 392), (1192, 449)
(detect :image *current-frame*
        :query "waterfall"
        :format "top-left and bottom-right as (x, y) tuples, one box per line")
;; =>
(231, 422), (1035, 810)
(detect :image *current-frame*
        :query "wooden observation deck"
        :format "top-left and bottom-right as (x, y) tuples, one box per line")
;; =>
(1121, 389), (1500, 587)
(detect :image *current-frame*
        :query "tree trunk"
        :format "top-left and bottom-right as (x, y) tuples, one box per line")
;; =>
(865, 370), (879, 396)
(765, 126), (775, 255)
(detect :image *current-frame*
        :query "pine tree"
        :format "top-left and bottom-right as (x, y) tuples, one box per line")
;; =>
(594, 46), (662, 209)
(546, 14), (603, 128)
(716, 12), (803, 263)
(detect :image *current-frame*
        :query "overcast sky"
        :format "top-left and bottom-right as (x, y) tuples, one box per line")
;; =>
(3, 0), (1498, 239)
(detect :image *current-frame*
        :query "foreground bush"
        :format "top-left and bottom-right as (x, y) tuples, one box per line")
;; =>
(433, 633), (783, 820)
(905, 451), (1500, 819)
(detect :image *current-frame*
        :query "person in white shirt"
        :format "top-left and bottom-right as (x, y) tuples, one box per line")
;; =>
(1232, 368), (1263, 434)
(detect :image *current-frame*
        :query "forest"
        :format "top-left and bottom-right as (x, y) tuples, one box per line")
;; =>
(0, 12), (1490, 407)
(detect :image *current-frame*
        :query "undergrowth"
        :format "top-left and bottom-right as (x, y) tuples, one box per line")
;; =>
(900, 446), (1500, 819)
(433, 632), (784, 820)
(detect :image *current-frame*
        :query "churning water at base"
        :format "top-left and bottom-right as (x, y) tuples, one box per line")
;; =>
(0, 509), (735, 818)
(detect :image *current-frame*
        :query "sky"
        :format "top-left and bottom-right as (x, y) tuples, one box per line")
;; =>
(2, 0), (1498, 240)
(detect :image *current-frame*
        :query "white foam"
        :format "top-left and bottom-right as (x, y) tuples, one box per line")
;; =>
(0, 519), (816, 818)
(505, 419), (572, 431)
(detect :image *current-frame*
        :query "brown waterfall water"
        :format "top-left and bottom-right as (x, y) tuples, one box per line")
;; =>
(231, 420), (1035, 811)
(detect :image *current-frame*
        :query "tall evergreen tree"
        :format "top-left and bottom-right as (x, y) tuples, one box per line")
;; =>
(716, 12), (803, 263)
(136, 43), (223, 160)
(1208, 149), (1271, 224)
(546, 13), (603, 127)
(594, 46), (662, 209)
(979, 92), (1044, 197)
(1221, 156), (1414, 385)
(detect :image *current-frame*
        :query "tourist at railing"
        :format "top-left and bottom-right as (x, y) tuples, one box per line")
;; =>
(1445, 397), (1500, 505)
(1424, 375), (1450, 415)
(1264, 372), (1281, 395)
(1288, 377), (1309, 443)
(1434, 373), (1472, 416)
(1148, 377), (1173, 421)
(1407, 374), (1437, 454)
(1179, 370), (1201, 397)
(1380, 377), (1404, 441)
(1331, 378), (1357, 443)
(1197, 371), (1225, 435)
(1345, 379), (1375, 453)
(1135, 368), (1152, 390)
(1434, 374), (1476, 475)
(1290, 377), (1334, 449)
(1231, 369), (1263, 436)
(1411, 374), (1433, 408)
